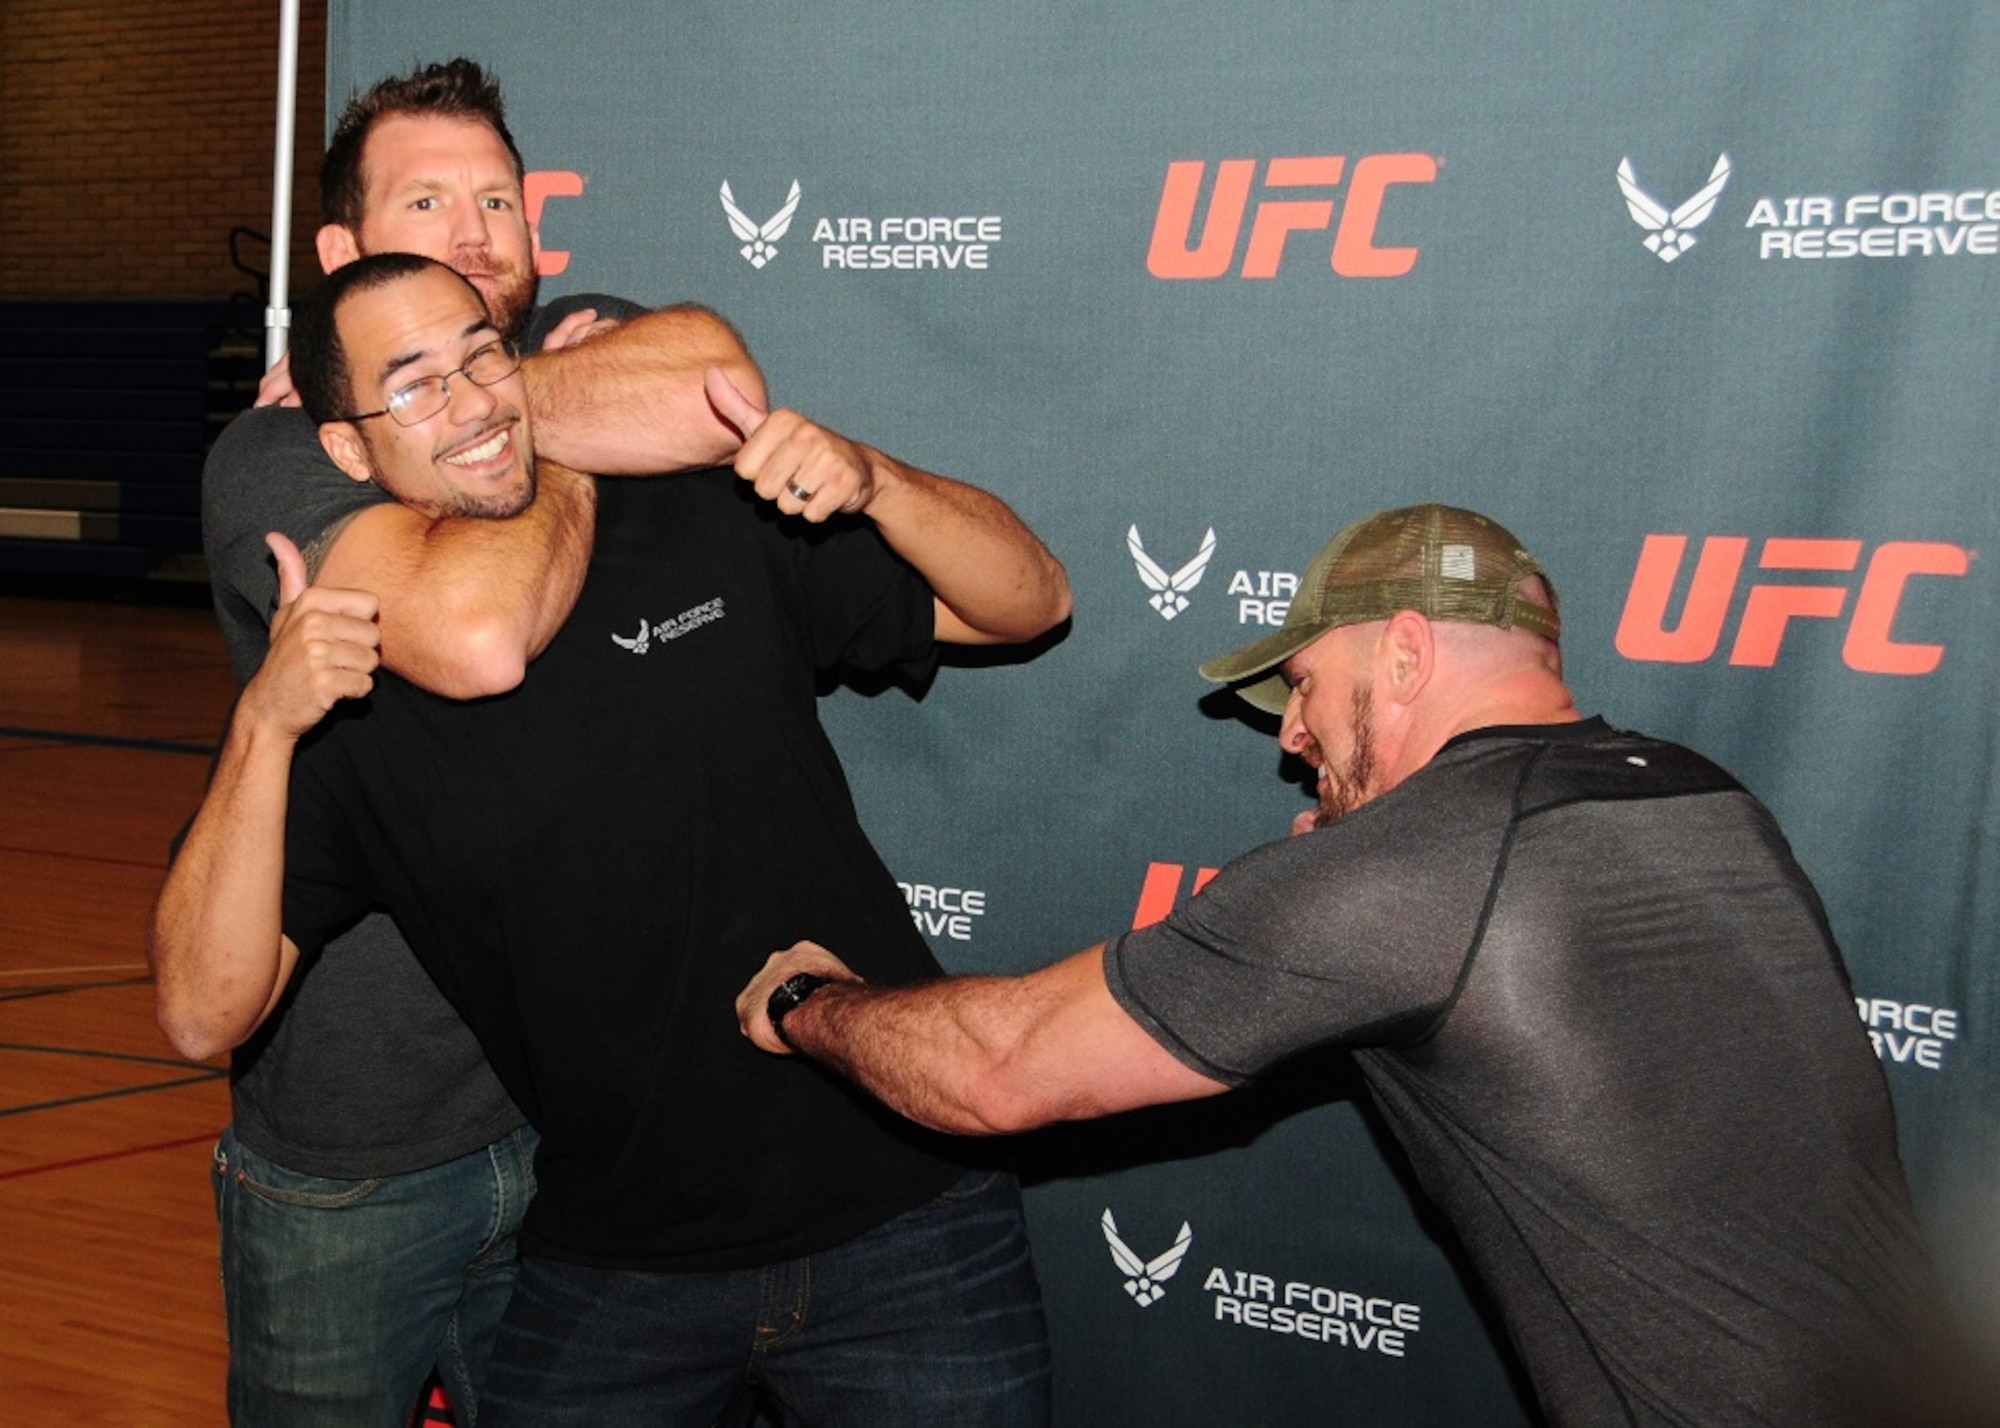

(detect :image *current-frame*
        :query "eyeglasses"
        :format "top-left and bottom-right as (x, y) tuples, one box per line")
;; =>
(339, 339), (522, 426)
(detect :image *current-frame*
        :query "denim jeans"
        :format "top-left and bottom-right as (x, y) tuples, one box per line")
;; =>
(213, 1123), (538, 1426)
(481, 1169), (1051, 1427)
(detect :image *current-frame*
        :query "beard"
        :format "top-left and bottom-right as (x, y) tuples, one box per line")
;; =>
(440, 463), (536, 520)
(1310, 682), (1378, 830)
(354, 238), (538, 340)
(466, 261), (539, 342)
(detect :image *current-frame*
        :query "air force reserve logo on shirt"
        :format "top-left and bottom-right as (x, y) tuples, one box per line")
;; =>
(609, 598), (727, 655)
(1102, 1208), (1192, 1307)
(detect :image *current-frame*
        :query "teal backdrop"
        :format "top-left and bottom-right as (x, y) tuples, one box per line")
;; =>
(325, 5), (1998, 1421)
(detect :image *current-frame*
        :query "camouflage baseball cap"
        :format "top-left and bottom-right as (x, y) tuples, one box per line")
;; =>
(1199, 504), (1560, 714)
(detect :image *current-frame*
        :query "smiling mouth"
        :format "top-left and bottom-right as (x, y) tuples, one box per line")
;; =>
(443, 424), (512, 469)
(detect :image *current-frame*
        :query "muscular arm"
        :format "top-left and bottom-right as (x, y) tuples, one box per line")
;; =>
(152, 537), (375, 1060)
(736, 942), (1226, 1134)
(708, 372), (1072, 645)
(523, 303), (766, 474)
(313, 463), (596, 697)
(853, 444), (1073, 645)
(230, 304), (762, 698)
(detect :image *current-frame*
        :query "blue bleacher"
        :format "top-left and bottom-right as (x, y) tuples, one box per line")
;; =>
(0, 299), (260, 585)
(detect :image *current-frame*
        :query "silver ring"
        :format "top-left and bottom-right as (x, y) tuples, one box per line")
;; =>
(787, 480), (815, 502)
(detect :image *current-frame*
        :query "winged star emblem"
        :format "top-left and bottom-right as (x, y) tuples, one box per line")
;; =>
(1616, 154), (1731, 262)
(720, 179), (803, 269)
(1101, 1209), (1192, 1308)
(1128, 525), (1217, 621)
(609, 619), (650, 655)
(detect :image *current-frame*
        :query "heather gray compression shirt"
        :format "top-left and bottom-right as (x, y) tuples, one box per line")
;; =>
(1107, 718), (1933, 1427)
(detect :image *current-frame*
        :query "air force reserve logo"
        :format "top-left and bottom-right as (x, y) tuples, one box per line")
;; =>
(609, 599), (726, 654)
(1617, 155), (1732, 262)
(1102, 1208), (1193, 1308)
(721, 180), (803, 268)
(1129, 525), (1217, 621)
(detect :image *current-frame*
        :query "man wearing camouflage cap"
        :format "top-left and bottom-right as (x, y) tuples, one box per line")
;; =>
(737, 503), (1943, 1425)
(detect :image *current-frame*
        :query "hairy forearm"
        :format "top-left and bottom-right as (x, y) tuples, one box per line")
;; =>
(318, 466), (596, 698)
(862, 452), (1073, 645)
(777, 947), (1218, 1133)
(785, 976), (1062, 1135)
(525, 305), (766, 474)
(150, 717), (299, 1061)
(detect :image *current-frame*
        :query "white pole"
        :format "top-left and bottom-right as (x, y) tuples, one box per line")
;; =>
(264, 0), (302, 370)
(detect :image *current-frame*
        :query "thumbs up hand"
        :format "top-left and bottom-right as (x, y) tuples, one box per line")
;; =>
(705, 366), (877, 522)
(244, 532), (383, 739)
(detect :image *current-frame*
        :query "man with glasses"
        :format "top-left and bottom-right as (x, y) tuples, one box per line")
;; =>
(163, 253), (1063, 1422)
(198, 58), (753, 1426)
(193, 57), (1062, 1426)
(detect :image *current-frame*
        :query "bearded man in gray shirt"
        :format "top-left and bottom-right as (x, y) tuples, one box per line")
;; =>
(740, 503), (1950, 1427)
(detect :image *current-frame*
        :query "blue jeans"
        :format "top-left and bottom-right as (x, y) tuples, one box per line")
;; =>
(481, 1169), (1051, 1427)
(213, 1124), (538, 1426)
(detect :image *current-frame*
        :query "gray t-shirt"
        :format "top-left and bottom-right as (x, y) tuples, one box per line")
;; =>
(200, 294), (637, 1177)
(1108, 718), (1932, 1426)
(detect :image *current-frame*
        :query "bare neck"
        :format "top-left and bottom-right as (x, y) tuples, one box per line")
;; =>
(1390, 666), (1582, 788)
(1441, 666), (1582, 743)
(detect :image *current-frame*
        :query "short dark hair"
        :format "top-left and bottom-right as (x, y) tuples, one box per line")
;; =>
(291, 252), (483, 425)
(320, 58), (526, 228)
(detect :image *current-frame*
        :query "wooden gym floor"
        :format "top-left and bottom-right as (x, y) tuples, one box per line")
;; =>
(0, 591), (236, 1423)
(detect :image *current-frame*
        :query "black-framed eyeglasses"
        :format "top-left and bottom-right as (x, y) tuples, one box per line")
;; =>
(338, 339), (522, 426)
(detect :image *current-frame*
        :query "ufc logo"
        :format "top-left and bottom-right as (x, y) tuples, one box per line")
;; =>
(1614, 535), (1970, 674)
(526, 170), (585, 276)
(1132, 862), (1219, 930)
(1146, 154), (1439, 280)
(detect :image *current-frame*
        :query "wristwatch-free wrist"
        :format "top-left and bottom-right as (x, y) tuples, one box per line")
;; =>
(767, 972), (834, 1047)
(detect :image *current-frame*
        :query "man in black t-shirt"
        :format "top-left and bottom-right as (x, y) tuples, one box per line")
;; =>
(740, 503), (1949, 1426)
(157, 255), (1069, 1422)
(194, 57), (763, 1426)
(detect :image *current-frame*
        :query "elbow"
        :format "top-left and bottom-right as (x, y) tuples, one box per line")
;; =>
(429, 614), (531, 698)
(953, 1086), (1055, 1137)
(151, 978), (237, 1063)
(153, 972), (269, 1063)
(148, 917), (272, 1063)
(945, 561), (1075, 648)
(452, 652), (529, 700)
(994, 561), (1075, 646)
(1035, 562), (1075, 636)
(157, 1012), (230, 1065)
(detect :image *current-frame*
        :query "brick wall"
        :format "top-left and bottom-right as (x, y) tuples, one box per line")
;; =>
(0, 0), (328, 300)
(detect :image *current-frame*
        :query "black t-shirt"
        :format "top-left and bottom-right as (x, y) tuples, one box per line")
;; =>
(282, 471), (963, 1270)
(1109, 720), (1933, 1426)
